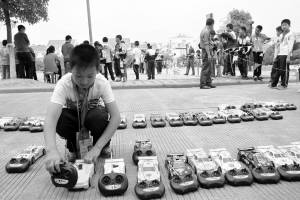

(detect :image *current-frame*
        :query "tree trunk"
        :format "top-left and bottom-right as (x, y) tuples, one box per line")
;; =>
(2, 3), (16, 78)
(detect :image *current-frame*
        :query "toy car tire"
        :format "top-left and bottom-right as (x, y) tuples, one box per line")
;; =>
(132, 122), (147, 129)
(197, 172), (226, 189)
(31, 157), (36, 164)
(170, 176), (199, 194)
(134, 182), (165, 200)
(225, 168), (254, 186)
(277, 164), (300, 181)
(252, 168), (280, 184)
(98, 173), (129, 196)
(5, 158), (30, 173)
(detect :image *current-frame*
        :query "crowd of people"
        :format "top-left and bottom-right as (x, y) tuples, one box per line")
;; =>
(199, 18), (295, 90)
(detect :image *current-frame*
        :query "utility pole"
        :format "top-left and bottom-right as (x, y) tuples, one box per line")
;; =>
(86, 0), (93, 44)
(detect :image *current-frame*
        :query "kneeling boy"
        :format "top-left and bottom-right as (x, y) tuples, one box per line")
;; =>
(44, 44), (121, 175)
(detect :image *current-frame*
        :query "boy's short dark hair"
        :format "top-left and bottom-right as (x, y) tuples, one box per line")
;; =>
(281, 19), (291, 26)
(18, 25), (25, 31)
(134, 41), (139, 46)
(196, 50), (200, 53)
(103, 37), (108, 42)
(94, 41), (101, 47)
(116, 35), (122, 40)
(206, 18), (214, 26)
(2, 40), (8, 46)
(70, 44), (100, 71)
(65, 35), (72, 41)
(276, 26), (283, 32)
(240, 26), (247, 32)
(256, 25), (263, 31)
(210, 30), (216, 35)
(226, 23), (233, 29)
(83, 40), (90, 45)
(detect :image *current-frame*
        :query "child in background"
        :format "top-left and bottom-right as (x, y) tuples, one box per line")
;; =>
(132, 41), (142, 80)
(44, 44), (121, 175)
(0, 40), (10, 79)
(237, 26), (251, 80)
(226, 23), (236, 41)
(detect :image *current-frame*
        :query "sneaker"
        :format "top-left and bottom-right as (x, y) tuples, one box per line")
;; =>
(277, 85), (287, 90)
(207, 84), (217, 88)
(242, 77), (248, 80)
(100, 146), (113, 158)
(200, 85), (211, 89)
(257, 77), (262, 81)
(253, 76), (257, 81)
(67, 152), (76, 163)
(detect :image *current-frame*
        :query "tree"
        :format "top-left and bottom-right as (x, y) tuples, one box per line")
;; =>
(0, 0), (49, 78)
(228, 9), (253, 37)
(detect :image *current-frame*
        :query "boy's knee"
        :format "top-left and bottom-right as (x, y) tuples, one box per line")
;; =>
(85, 106), (110, 130)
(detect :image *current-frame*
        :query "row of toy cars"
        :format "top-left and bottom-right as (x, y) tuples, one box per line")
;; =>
(0, 117), (45, 132)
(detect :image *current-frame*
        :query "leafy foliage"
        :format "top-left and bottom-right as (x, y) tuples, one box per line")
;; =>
(228, 9), (253, 37)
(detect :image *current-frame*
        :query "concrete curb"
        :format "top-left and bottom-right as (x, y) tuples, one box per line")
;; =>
(0, 77), (296, 94)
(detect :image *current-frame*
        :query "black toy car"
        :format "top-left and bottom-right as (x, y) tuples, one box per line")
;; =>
(237, 147), (280, 184)
(132, 140), (156, 165)
(165, 153), (198, 194)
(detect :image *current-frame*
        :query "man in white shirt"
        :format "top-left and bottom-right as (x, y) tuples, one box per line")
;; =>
(270, 19), (295, 90)
(103, 37), (115, 81)
(226, 23), (236, 40)
(132, 41), (142, 80)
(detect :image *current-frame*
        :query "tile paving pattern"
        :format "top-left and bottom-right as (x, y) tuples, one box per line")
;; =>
(0, 84), (300, 200)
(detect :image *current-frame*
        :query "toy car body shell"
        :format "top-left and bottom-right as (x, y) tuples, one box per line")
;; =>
(132, 140), (156, 165)
(118, 114), (127, 129)
(72, 160), (95, 189)
(237, 147), (280, 184)
(135, 157), (165, 200)
(180, 113), (197, 126)
(51, 162), (79, 189)
(5, 158), (30, 173)
(186, 149), (225, 188)
(0, 117), (13, 129)
(257, 146), (294, 168)
(16, 145), (46, 164)
(99, 158), (128, 196)
(165, 113), (183, 127)
(218, 110), (241, 123)
(150, 114), (166, 128)
(29, 117), (45, 132)
(19, 117), (36, 131)
(3, 118), (22, 131)
(132, 114), (147, 129)
(202, 111), (226, 124)
(165, 153), (198, 194)
(279, 144), (300, 164)
(196, 112), (213, 126)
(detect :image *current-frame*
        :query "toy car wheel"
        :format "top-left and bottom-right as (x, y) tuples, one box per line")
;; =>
(43, 149), (46, 155)
(168, 172), (172, 180)
(194, 167), (197, 174)
(89, 178), (91, 187)
(31, 157), (36, 164)
(237, 153), (241, 161)
(217, 166), (222, 174)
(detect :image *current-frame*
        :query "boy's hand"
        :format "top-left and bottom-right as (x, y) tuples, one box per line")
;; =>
(84, 146), (101, 164)
(45, 149), (64, 176)
(286, 57), (290, 63)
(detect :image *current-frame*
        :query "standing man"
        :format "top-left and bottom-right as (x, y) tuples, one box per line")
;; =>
(61, 35), (74, 74)
(132, 41), (142, 80)
(155, 49), (163, 75)
(184, 44), (195, 75)
(14, 25), (34, 79)
(250, 25), (270, 81)
(114, 35), (126, 82)
(145, 43), (156, 80)
(28, 46), (37, 80)
(199, 18), (216, 89)
(237, 26), (251, 80)
(103, 37), (115, 81)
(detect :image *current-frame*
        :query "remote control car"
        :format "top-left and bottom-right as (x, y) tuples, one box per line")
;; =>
(3, 118), (22, 131)
(284, 103), (297, 110)
(186, 149), (225, 188)
(132, 139), (156, 165)
(237, 147), (280, 184)
(99, 158), (128, 196)
(52, 160), (95, 189)
(180, 112), (197, 126)
(29, 117), (45, 132)
(223, 105), (255, 122)
(118, 114), (127, 129)
(132, 114), (147, 129)
(150, 114), (166, 128)
(6, 145), (46, 173)
(218, 110), (241, 123)
(241, 105), (269, 121)
(165, 153), (198, 194)
(195, 112), (213, 126)
(259, 102), (276, 111)
(165, 113), (183, 127)
(19, 117), (36, 131)
(202, 111), (226, 124)
(273, 101), (287, 111)
(255, 108), (283, 120)
(135, 157), (165, 200)
(0, 117), (13, 129)
(209, 148), (253, 186)
(277, 145), (300, 181)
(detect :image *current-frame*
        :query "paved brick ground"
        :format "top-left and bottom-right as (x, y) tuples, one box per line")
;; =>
(0, 84), (300, 200)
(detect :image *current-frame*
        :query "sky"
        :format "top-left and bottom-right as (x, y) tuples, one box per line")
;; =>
(0, 0), (300, 46)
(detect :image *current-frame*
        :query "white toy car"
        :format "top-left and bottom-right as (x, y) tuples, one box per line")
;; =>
(209, 148), (242, 173)
(278, 145), (300, 164)
(257, 146), (294, 168)
(16, 145), (46, 164)
(99, 158), (128, 196)
(218, 110), (241, 123)
(0, 117), (13, 129)
(186, 148), (220, 174)
(165, 113), (183, 127)
(202, 111), (226, 124)
(132, 114), (147, 128)
(73, 160), (95, 189)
